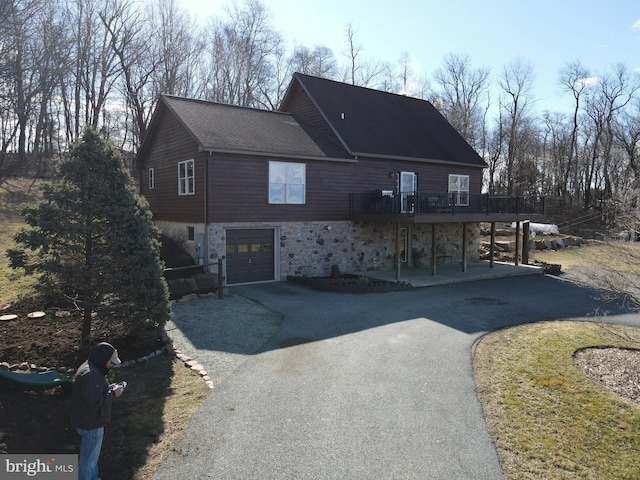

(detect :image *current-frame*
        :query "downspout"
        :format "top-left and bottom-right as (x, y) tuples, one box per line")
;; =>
(395, 222), (402, 281)
(204, 152), (210, 273)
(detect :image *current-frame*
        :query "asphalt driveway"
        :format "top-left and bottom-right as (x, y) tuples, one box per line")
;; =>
(155, 274), (639, 480)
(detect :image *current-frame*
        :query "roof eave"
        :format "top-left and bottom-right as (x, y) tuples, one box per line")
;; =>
(201, 147), (358, 163)
(350, 151), (487, 168)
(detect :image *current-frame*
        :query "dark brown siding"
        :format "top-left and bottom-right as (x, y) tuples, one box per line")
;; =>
(139, 110), (205, 223)
(207, 153), (483, 223)
(282, 83), (343, 148)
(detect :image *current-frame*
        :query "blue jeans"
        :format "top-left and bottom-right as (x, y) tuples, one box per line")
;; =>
(76, 427), (104, 480)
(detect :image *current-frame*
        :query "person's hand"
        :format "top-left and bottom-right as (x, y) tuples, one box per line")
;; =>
(110, 383), (125, 397)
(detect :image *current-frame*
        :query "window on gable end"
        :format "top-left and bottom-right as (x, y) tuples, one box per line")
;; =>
(178, 160), (195, 195)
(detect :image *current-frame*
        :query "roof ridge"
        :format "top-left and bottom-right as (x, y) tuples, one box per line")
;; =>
(293, 72), (432, 104)
(161, 94), (293, 117)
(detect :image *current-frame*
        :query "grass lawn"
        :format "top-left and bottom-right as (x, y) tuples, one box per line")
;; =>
(531, 239), (640, 272)
(474, 321), (640, 479)
(478, 240), (640, 478)
(0, 179), (40, 305)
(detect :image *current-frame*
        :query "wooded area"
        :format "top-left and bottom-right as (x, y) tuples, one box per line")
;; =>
(2, 0), (639, 228)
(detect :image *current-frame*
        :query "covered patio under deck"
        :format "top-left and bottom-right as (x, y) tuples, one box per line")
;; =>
(351, 195), (546, 282)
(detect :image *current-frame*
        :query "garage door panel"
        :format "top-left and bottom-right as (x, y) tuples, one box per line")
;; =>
(226, 229), (275, 284)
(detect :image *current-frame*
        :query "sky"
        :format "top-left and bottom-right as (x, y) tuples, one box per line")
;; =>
(182, 0), (639, 115)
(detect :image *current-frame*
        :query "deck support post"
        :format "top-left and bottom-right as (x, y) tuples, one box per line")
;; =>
(431, 224), (437, 276)
(395, 222), (402, 281)
(515, 221), (521, 266)
(522, 220), (530, 265)
(490, 222), (496, 268)
(462, 222), (467, 272)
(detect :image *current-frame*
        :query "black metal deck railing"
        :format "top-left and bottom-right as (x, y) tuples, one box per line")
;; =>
(350, 191), (545, 216)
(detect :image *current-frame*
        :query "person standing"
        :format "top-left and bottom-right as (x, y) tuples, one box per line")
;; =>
(70, 342), (125, 480)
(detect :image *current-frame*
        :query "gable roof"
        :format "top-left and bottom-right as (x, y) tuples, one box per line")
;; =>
(281, 73), (487, 167)
(139, 95), (354, 162)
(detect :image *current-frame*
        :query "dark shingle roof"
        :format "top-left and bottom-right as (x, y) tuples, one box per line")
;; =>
(285, 73), (487, 167)
(159, 95), (352, 161)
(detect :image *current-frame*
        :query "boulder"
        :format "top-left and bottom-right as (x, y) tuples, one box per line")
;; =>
(167, 277), (198, 299)
(534, 239), (548, 250)
(192, 273), (218, 294)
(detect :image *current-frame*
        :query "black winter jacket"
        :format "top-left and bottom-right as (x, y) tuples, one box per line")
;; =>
(70, 343), (117, 430)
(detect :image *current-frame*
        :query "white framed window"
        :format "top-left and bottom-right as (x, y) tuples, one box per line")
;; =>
(448, 174), (469, 206)
(269, 161), (305, 204)
(148, 168), (155, 189)
(178, 160), (194, 195)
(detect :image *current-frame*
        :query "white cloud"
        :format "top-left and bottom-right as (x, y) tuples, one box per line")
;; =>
(577, 76), (600, 88)
(633, 19), (640, 30)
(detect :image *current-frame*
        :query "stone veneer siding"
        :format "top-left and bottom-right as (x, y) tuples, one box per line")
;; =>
(207, 221), (482, 281)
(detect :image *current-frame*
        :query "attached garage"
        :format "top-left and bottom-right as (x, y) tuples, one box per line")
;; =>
(226, 229), (276, 284)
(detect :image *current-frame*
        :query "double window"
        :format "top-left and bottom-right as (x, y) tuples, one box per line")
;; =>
(269, 161), (305, 204)
(178, 160), (194, 195)
(448, 174), (469, 206)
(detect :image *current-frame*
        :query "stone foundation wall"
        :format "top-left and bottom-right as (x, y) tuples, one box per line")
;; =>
(207, 221), (482, 281)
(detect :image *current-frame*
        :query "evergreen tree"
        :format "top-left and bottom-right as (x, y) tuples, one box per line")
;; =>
(8, 128), (171, 347)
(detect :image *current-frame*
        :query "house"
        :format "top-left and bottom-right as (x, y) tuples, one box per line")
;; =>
(136, 73), (544, 285)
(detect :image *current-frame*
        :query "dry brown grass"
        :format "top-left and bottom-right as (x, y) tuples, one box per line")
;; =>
(105, 356), (210, 480)
(474, 322), (640, 479)
(532, 240), (640, 272)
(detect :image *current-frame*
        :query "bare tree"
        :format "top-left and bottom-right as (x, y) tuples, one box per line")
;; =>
(4, 0), (45, 170)
(61, 0), (123, 144)
(583, 64), (640, 209)
(558, 60), (590, 206)
(290, 45), (338, 79)
(0, 0), (70, 180)
(261, 42), (293, 110)
(341, 23), (389, 88)
(484, 114), (504, 194)
(498, 59), (536, 195)
(102, 0), (159, 152)
(148, 0), (201, 98)
(200, 0), (282, 109)
(615, 98), (640, 185)
(432, 53), (490, 150)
